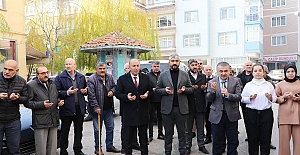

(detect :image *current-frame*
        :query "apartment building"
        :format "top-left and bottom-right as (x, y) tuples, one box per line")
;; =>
(0, 0), (27, 78)
(263, 0), (299, 71)
(134, 0), (263, 71)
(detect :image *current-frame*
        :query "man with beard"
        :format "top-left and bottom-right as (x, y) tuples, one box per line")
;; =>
(197, 59), (204, 73)
(26, 66), (64, 155)
(54, 58), (88, 155)
(156, 54), (193, 155)
(148, 61), (164, 142)
(185, 59), (209, 154)
(87, 62), (120, 154)
(0, 60), (28, 155)
(115, 59), (152, 155)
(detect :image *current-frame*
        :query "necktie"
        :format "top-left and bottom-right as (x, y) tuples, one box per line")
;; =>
(133, 77), (138, 89)
(221, 80), (226, 89)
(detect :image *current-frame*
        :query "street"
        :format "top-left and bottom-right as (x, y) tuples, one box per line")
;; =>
(59, 101), (282, 155)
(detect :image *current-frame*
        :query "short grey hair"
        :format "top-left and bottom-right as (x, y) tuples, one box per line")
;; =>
(169, 54), (180, 60)
(188, 59), (197, 65)
(95, 62), (106, 68)
(124, 62), (129, 69)
(151, 60), (160, 65)
(217, 61), (230, 68)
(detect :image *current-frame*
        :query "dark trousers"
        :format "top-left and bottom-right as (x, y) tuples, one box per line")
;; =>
(149, 102), (163, 137)
(205, 102), (212, 139)
(124, 124), (148, 155)
(0, 120), (21, 155)
(121, 120), (138, 149)
(60, 106), (84, 155)
(185, 112), (205, 148)
(212, 112), (238, 155)
(162, 107), (186, 155)
(244, 108), (273, 155)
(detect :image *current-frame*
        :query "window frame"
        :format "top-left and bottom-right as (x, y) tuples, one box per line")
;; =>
(183, 34), (200, 47)
(185, 10), (198, 23)
(0, 0), (6, 10)
(271, 16), (286, 27)
(271, 0), (286, 7)
(159, 37), (173, 48)
(220, 7), (235, 20)
(245, 25), (259, 42)
(271, 35), (287, 46)
(219, 32), (237, 45)
(157, 15), (172, 28)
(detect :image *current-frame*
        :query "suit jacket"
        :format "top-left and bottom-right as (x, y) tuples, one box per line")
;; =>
(156, 69), (193, 115)
(115, 72), (151, 126)
(187, 71), (207, 113)
(206, 76), (242, 124)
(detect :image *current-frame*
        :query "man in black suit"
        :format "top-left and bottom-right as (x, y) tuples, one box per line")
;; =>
(206, 61), (242, 155)
(156, 54), (193, 155)
(115, 59), (151, 155)
(185, 59), (209, 154)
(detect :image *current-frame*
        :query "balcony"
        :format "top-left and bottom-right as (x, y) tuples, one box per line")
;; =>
(133, 0), (175, 12)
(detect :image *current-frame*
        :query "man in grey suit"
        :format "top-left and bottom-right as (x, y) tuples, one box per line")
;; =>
(156, 54), (193, 155)
(206, 62), (242, 155)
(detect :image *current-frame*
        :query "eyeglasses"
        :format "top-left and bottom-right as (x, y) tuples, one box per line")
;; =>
(37, 71), (49, 75)
(198, 63), (203, 65)
(170, 60), (180, 62)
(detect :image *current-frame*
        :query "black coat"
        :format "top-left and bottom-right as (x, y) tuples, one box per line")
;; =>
(115, 72), (151, 126)
(0, 73), (28, 123)
(25, 78), (60, 129)
(148, 70), (161, 103)
(237, 70), (253, 89)
(187, 71), (207, 113)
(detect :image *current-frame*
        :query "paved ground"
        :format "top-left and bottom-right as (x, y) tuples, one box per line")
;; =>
(58, 100), (281, 155)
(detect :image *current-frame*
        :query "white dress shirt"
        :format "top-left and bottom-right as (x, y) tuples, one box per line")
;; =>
(241, 79), (277, 110)
(130, 72), (139, 86)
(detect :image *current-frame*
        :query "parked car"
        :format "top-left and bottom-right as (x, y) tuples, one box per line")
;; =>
(268, 69), (284, 82)
(1, 106), (61, 155)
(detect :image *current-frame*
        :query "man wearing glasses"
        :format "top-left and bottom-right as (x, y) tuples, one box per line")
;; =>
(26, 66), (64, 155)
(156, 54), (193, 155)
(55, 58), (88, 155)
(197, 59), (204, 73)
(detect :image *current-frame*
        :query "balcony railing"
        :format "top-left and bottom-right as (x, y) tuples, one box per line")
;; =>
(133, 0), (175, 8)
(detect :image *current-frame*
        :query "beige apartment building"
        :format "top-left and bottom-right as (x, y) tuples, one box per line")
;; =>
(263, 0), (299, 71)
(0, 0), (27, 78)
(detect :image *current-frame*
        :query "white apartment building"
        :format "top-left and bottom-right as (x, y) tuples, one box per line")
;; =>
(135, 0), (264, 71)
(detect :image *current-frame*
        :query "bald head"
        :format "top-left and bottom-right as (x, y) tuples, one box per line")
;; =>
(129, 59), (140, 76)
(204, 65), (213, 77)
(65, 58), (76, 74)
(244, 60), (253, 74)
(124, 62), (130, 74)
(3, 60), (19, 78)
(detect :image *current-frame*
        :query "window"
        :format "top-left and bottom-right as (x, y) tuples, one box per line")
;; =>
(221, 7), (234, 19)
(158, 15), (172, 27)
(246, 5), (259, 21)
(271, 36), (286, 46)
(272, 0), (285, 7)
(184, 34), (200, 47)
(271, 16), (286, 27)
(219, 32), (237, 45)
(246, 26), (259, 42)
(159, 37), (173, 48)
(185, 11), (198, 23)
(0, 0), (6, 9)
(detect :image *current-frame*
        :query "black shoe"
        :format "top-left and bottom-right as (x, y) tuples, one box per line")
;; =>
(204, 138), (212, 144)
(132, 144), (140, 150)
(185, 148), (191, 155)
(148, 137), (153, 142)
(106, 146), (120, 153)
(192, 132), (196, 138)
(75, 151), (87, 155)
(120, 148), (125, 154)
(270, 144), (276, 149)
(157, 134), (164, 140)
(199, 146), (209, 154)
(245, 138), (248, 141)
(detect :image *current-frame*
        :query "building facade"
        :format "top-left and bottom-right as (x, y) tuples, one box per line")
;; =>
(134, 0), (264, 72)
(0, 0), (27, 78)
(263, 0), (299, 71)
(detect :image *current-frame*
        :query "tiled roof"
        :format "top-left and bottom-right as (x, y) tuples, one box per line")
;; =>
(80, 31), (154, 49)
